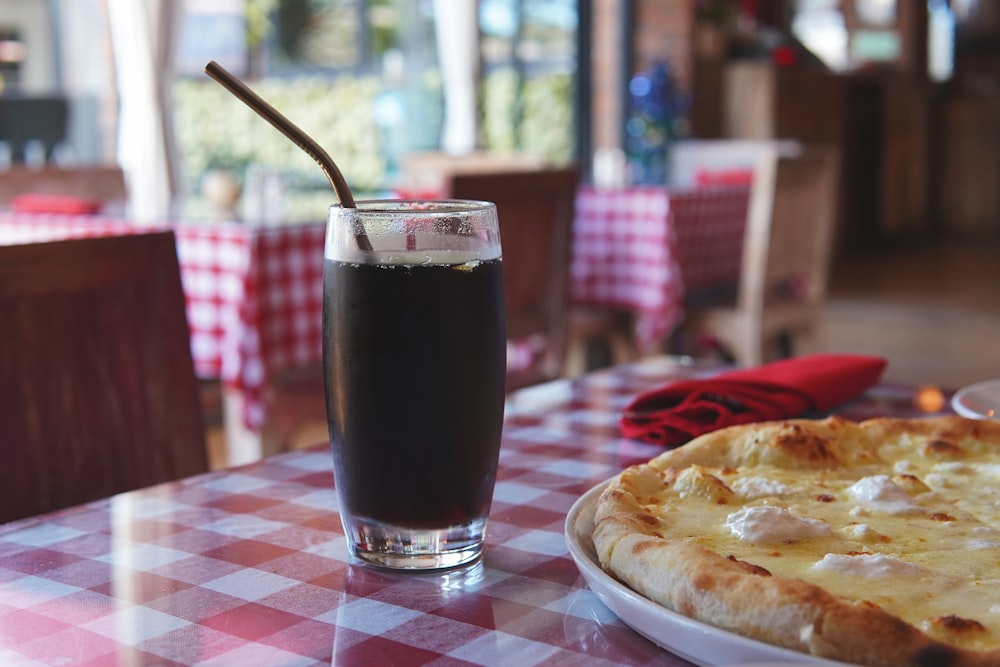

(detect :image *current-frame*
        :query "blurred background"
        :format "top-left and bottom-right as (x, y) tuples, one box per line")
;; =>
(0, 0), (579, 221)
(1, 0), (996, 245)
(2, 0), (999, 392)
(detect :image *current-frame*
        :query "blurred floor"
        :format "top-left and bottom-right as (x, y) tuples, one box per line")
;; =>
(819, 240), (1000, 390)
(203, 370), (328, 471)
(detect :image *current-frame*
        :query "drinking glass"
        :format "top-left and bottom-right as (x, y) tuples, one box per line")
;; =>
(322, 200), (506, 570)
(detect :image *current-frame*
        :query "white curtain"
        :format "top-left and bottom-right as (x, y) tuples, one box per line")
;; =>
(433, 0), (480, 155)
(107, 0), (179, 223)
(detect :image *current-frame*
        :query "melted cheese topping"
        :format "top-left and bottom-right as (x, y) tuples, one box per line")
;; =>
(628, 417), (1000, 651)
(725, 506), (834, 543)
(811, 552), (925, 578)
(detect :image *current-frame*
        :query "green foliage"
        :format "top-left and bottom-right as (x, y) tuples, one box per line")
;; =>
(173, 74), (386, 197)
(482, 69), (519, 152)
(521, 72), (574, 165)
(275, 0), (320, 60)
(245, 0), (279, 50)
(174, 68), (574, 218)
(481, 68), (574, 165)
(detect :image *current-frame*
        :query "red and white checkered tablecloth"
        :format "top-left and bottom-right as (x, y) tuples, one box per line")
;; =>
(667, 185), (750, 296)
(0, 357), (949, 666)
(0, 211), (326, 431)
(176, 221), (327, 429)
(570, 186), (682, 352)
(570, 185), (750, 352)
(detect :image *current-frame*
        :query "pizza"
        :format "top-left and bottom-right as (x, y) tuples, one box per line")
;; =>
(592, 415), (1000, 667)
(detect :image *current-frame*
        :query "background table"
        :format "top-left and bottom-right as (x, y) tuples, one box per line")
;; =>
(667, 186), (750, 298)
(0, 356), (952, 666)
(570, 184), (750, 353)
(3, 185), (747, 465)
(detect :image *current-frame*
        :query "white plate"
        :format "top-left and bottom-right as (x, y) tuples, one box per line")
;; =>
(564, 480), (857, 667)
(952, 379), (1000, 420)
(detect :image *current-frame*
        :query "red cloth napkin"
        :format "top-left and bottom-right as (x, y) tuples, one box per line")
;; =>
(620, 354), (887, 447)
(11, 193), (102, 215)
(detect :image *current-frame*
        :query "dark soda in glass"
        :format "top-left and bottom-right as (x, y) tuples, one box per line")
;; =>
(323, 256), (506, 530)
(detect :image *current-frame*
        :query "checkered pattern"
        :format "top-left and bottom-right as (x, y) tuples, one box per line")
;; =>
(176, 221), (327, 429)
(0, 357), (950, 666)
(570, 186), (681, 352)
(0, 211), (144, 242)
(0, 212), (326, 430)
(668, 185), (751, 295)
(570, 185), (750, 352)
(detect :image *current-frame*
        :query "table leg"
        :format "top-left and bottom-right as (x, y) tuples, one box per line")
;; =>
(222, 387), (264, 466)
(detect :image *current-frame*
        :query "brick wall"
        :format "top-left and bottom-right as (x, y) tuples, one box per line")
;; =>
(590, 0), (625, 152)
(633, 0), (694, 91)
(588, 0), (694, 154)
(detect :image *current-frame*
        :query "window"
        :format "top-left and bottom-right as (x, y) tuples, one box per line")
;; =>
(174, 0), (579, 215)
(792, 0), (954, 80)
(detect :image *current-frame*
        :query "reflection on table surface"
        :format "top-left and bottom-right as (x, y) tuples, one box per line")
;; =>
(0, 356), (953, 666)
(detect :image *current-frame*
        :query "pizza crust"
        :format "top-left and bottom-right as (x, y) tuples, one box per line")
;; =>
(593, 416), (1000, 667)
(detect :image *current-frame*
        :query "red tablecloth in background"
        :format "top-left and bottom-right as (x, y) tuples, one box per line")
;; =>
(570, 184), (750, 352)
(2, 186), (749, 430)
(571, 186), (679, 351)
(180, 222), (325, 430)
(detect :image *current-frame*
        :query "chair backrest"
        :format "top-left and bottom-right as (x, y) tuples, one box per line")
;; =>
(442, 166), (579, 391)
(669, 184), (752, 300)
(0, 231), (208, 524)
(739, 143), (840, 315)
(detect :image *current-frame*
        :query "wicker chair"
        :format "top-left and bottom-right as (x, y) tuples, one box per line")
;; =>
(681, 144), (841, 366)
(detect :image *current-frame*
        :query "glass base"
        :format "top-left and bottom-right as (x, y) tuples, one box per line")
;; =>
(344, 516), (487, 570)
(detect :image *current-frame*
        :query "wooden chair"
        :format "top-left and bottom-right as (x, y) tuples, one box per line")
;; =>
(0, 231), (209, 524)
(680, 144), (841, 366)
(442, 166), (579, 391)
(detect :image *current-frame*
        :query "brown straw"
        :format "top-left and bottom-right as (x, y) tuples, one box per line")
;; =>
(204, 61), (374, 251)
